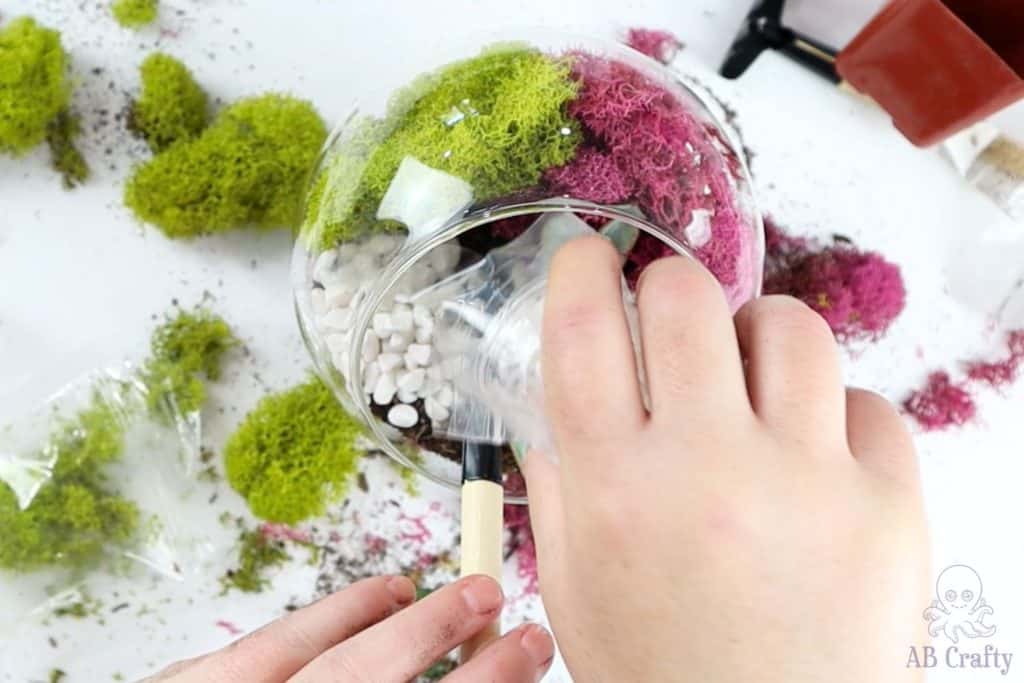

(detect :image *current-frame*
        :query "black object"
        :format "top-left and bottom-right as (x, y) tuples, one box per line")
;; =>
(721, 0), (841, 82)
(462, 442), (503, 484)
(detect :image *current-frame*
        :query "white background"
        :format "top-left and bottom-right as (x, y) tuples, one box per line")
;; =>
(2, 0), (1023, 680)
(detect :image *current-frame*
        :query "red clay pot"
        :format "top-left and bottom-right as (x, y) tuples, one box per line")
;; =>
(836, 0), (1024, 147)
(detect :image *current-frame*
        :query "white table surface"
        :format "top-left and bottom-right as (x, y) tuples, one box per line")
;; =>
(2, 1), (1023, 681)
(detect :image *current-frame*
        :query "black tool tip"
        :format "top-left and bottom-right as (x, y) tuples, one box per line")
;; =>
(462, 442), (503, 484)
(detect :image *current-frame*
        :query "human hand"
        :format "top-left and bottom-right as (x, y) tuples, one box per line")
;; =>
(145, 575), (554, 682)
(525, 237), (929, 682)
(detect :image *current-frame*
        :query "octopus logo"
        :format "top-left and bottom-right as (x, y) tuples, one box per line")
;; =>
(923, 564), (997, 644)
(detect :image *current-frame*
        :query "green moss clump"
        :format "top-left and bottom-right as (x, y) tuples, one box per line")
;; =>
(124, 94), (327, 238)
(46, 109), (90, 188)
(129, 53), (207, 152)
(111, 0), (158, 29)
(305, 47), (580, 250)
(141, 307), (238, 416)
(220, 528), (289, 593)
(225, 377), (364, 524)
(0, 17), (71, 154)
(0, 395), (139, 571)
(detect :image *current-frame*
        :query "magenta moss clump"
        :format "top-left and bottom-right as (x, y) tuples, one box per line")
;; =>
(544, 146), (634, 204)
(503, 472), (538, 595)
(763, 219), (906, 342)
(624, 28), (683, 65)
(902, 372), (977, 432)
(965, 330), (1024, 388)
(544, 54), (754, 307)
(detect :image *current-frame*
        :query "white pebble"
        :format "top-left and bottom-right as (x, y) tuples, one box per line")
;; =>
(394, 294), (413, 305)
(362, 362), (380, 394)
(336, 243), (358, 263)
(387, 404), (419, 428)
(397, 369), (426, 393)
(361, 331), (380, 362)
(435, 383), (454, 408)
(415, 327), (433, 344)
(397, 388), (418, 404)
(386, 332), (412, 352)
(349, 252), (377, 277)
(321, 308), (353, 332)
(425, 396), (450, 423)
(416, 316), (434, 338)
(392, 309), (414, 334)
(372, 373), (397, 405)
(377, 352), (403, 372)
(372, 313), (394, 336)
(324, 284), (354, 309)
(429, 243), (460, 272)
(313, 250), (338, 282)
(311, 288), (327, 316)
(412, 305), (433, 326)
(405, 344), (432, 367)
(367, 233), (400, 255)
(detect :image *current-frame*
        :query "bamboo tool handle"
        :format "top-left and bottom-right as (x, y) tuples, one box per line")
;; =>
(459, 473), (505, 662)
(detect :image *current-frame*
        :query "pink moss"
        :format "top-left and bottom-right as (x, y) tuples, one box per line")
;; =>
(965, 330), (1024, 388)
(544, 146), (634, 204)
(624, 28), (684, 65)
(763, 218), (906, 342)
(902, 372), (977, 431)
(503, 472), (538, 595)
(545, 54), (752, 308)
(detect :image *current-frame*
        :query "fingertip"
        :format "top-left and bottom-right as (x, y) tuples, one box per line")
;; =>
(550, 234), (621, 277)
(518, 623), (555, 669)
(846, 387), (919, 487)
(458, 574), (504, 616)
(385, 575), (416, 607)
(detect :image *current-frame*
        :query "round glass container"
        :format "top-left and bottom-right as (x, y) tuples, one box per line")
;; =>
(292, 32), (764, 504)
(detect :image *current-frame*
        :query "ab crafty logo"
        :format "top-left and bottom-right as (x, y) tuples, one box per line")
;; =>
(907, 565), (1013, 676)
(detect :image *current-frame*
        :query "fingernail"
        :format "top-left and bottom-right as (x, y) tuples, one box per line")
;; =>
(519, 624), (555, 670)
(461, 576), (503, 615)
(386, 576), (415, 606)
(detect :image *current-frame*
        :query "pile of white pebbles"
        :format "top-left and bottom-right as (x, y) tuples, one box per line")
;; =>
(310, 232), (462, 432)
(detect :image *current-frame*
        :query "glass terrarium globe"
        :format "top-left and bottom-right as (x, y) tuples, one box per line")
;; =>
(292, 31), (764, 504)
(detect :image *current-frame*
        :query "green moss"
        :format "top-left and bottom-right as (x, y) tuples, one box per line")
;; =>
(124, 94), (327, 238)
(225, 377), (363, 524)
(141, 306), (237, 416)
(49, 669), (66, 683)
(111, 0), (158, 29)
(46, 109), (90, 188)
(0, 394), (139, 571)
(129, 53), (207, 152)
(220, 528), (288, 593)
(304, 46), (580, 250)
(0, 17), (71, 154)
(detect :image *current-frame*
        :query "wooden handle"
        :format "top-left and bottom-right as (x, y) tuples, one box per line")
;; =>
(459, 478), (504, 662)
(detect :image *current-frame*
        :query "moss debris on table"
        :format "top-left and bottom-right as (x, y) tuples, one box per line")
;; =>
(220, 528), (289, 594)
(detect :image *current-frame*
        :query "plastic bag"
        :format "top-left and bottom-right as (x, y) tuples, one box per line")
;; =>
(0, 364), (221, 627)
